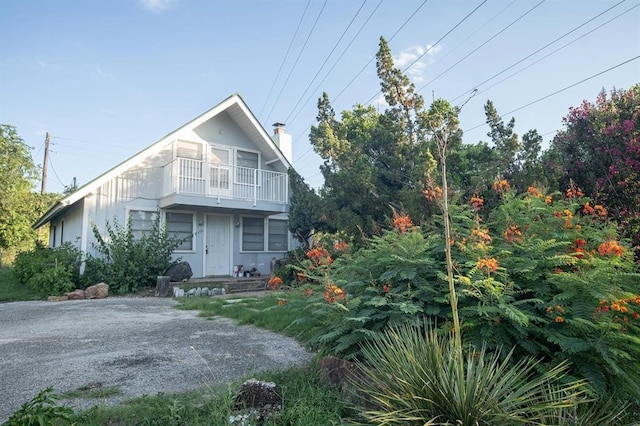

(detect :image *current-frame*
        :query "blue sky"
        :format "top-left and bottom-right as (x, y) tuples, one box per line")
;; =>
(1, 0), (639, 194)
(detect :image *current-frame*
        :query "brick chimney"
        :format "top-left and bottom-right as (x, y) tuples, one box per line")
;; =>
(271, 122), (292, 165)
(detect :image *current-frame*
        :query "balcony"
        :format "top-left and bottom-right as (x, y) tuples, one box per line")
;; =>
(161, 158), (289, 211)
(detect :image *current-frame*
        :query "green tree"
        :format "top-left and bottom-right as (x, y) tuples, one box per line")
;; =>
(287, 168), (326, 249)
(0, 125), (47, 264)
(308, 37), (437, 240)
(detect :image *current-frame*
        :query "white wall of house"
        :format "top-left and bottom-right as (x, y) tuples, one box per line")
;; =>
(49, 200), (84, 249)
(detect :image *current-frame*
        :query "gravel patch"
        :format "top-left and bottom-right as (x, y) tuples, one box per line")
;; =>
(0, 297), (312, 421)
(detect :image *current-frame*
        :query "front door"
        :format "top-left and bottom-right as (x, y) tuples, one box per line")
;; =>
(205, 215), (231, 276)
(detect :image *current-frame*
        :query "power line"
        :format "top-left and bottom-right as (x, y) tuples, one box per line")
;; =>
(463, 55), (640, 133)
(363, 0), (488, 105)
(451, 0), (628, 103)
(332, 0), (431, 103)
(292, 0), (431, 166)
(470, 2), (640, 100)
(283, 0), (368, 125)
(258, 0), (312, 120)
(416, 0), (545, 93)
(286, 0), (385, 127)
(265, 0), (329, 124)
(399, 0), (488, 76)
(430, 0), (517, 67)
(53, 135), (134, 151)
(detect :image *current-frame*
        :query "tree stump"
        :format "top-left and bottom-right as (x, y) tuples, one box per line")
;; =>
(155, 276), (171, 297)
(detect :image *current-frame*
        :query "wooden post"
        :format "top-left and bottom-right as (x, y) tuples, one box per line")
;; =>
(155, 276), (171, 297)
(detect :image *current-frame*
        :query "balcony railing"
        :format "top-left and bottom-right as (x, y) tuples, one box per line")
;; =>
(163, 158), (288, 205)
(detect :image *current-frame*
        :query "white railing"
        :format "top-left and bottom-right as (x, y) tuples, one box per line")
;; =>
(163, 158), (288, 205)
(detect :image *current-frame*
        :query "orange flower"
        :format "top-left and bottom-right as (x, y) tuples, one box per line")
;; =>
(303, 287), (314, 296)
(545, 195), (553, 205)
(393, 215), (414, 233)
(277, 299), (288, 306)
(471, 228), (492, 246)
(527, 186), (543, 198)
(477, 257), (499, 273)
(503, 224), (523, 243)
(333, 241), (349, 252)
(423, 185), (443, 202)
(598, 240), (624, 257)
(565, 185), (584, 199)
(555, 316), (564, 323)
(268, 276), (283, 290)
(493, 178), (510, 194)
(324, 283), (345, 304)
(469, 195), (484, 211)
(306, 247), (333, 265)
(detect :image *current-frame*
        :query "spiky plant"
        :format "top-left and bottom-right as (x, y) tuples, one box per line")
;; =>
(353, 323), (589, 425)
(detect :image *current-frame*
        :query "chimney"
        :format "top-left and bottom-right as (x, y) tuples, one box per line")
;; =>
(271, 122), (292, 165)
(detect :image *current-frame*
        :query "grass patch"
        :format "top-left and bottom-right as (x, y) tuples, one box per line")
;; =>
(175, 288), (323, 344)
(62, 383), (122, 399)
(70, 363), (353, 425)
(0, 267), (46, 302)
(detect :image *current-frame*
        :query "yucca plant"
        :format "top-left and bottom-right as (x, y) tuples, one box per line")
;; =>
(353, 323), (590, 425)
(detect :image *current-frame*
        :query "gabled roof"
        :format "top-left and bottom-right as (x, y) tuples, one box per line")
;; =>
(33, 93), (292, 229)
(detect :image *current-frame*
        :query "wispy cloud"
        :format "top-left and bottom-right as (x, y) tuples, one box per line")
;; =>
(139, 0), (177, 12)
(93, 66), (116, 81)
(394, 43), (442, 83)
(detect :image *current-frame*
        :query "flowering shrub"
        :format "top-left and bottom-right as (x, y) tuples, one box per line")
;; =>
(306, 183), (640, 400)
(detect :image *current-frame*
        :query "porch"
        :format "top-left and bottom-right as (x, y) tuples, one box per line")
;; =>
(161, 158), (288, 208)
(173, 276), (269, 294)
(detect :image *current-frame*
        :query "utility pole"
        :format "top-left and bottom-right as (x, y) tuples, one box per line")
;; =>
(41, 132), (50, 195)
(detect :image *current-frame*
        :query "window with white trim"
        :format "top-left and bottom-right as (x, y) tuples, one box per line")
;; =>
(241, 217), (289, 252)
(166, 212), (194, 251)
(236, 150), (259, 185)
(268, 219), (288, 251)
(129, 210), (158, 240)
(242, 217), (264, 251)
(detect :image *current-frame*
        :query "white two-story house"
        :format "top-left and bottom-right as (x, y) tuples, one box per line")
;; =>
(33, 94), (295, 278)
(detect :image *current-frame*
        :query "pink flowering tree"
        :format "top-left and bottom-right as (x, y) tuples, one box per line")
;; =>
(551, 84), (640, 248)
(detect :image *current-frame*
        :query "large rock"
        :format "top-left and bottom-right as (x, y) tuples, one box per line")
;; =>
(85, 283), (109, 299)
(166, 262), (193, 282)
(233, 379), (282, 423)
(65, 289), (86, 300)
(47, 295), (69, 302)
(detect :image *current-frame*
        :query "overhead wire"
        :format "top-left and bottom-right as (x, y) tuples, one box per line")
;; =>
(416, 0), (545, 93)
(293, 0), (430, 167)
(468, 2), (640, 100)
(463, 55), (640, 133)
(258, 0), (312, 120)
(363, 0), (488, 105)
(264, 0), (329, 124)
(332, 0), (431, 104)
(282, 0), (368, 125)
(289, 0), (386, 163)
(450, 0), (628, 103)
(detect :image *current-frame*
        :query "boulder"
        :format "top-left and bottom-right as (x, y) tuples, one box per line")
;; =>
(166, 262), (193, 282)
(65, 289), (86, 300)
(85, 283), (109, 299)
(48, 295), (69, 302)
(234, 378), (282, 423)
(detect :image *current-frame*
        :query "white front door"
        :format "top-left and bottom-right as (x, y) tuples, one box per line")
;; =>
(205, 215), (231, 276)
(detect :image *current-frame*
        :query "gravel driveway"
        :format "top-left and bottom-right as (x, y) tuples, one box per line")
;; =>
(0, 297), (312, 421)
